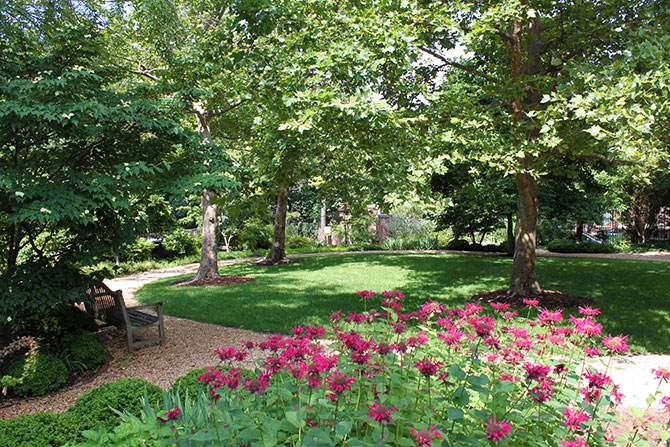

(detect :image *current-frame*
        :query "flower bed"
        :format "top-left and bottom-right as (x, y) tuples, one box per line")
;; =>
(78, 290), (669, 446)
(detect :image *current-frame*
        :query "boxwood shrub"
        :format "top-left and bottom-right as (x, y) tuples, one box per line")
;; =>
(0, 350), (68, 397)
(0, 412), (79, 447)
(57, 331), (107, 373)
(171, 367), (208, 401)
(66, 378), (163, 432)
(547, 239), (617, 254)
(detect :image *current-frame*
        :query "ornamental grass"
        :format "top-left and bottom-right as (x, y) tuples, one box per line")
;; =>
(79, 291), (669, 447)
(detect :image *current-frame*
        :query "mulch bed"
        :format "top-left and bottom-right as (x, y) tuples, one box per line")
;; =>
(171, 276), (256, 287)
(469, 289), (594, 308)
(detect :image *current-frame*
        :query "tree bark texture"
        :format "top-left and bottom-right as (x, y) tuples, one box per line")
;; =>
(259, 185), (289, 265)
(509, 172), (542, 297)
(194, 189), (219, 280)
(507, 19), (542, 296)
(193, 107), (220, 279)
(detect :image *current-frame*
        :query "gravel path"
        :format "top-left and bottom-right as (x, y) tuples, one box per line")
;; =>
(2, 249), (669, 424)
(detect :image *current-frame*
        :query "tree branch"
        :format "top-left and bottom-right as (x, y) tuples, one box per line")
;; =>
(132, 70), (160, 81)
(418, 46), (501, 83)
(206, 99), (247, 117)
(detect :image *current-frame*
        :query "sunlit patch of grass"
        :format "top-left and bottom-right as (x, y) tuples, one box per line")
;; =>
(136, 253), (670, 353)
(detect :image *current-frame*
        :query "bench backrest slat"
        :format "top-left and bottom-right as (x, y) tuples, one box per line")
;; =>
(85, 281), (126, 327)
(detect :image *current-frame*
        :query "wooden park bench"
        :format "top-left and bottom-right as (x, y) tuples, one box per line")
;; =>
(84, 281), (166, 351)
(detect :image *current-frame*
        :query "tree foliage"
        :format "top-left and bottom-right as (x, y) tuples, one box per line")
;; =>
(0, 10), (200, 325)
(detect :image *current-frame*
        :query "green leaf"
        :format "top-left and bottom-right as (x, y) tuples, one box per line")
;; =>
(446, 407), (465, 420)
(190, 430), (219, 441)
(303, 427), (334, 447)
(335, 419), (353, 438)
(285, 410), (305, 429)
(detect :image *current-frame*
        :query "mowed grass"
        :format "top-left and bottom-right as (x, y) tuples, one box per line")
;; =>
(136, 253), (670, 353)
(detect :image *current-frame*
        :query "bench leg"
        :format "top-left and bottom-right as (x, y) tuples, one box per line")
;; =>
(126, 327), (135, 351)
(158, 307), (166, 347)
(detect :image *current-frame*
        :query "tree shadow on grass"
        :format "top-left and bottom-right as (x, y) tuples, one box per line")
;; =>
(138, 253), (670, 352)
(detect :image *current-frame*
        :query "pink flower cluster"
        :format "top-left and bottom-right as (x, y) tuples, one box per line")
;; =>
(189, 290), (628, 446)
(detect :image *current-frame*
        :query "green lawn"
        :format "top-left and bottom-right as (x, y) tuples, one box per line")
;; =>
(136, 253), (670, 353)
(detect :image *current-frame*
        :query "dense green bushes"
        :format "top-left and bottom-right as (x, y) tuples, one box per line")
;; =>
(0, 412), (79, 447)
(67, 378), (163, 432)
(57, 331), (107, 373)
(161, 228), (199, 256)
(446, 239), (509, 252)
(171, 367), (208, 400)
(383, 236), (440, 250)
(0, 350), (68, 397)
(233, 218), (273, 251)
(547, 239), (617, 253)
(0, 378), (163, 447)
(2, 308), (106, 397)
(286, 235), (314, 249)
(9, 305), (97, 342)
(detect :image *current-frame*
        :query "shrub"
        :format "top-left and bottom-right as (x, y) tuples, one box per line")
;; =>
(78, 291), (640, 447)
(389, 210), (435, 239)
(383, 237), (403, 250)
(162, 228), (198, 256)
(0, 259), (91, 328)
(57, 331), (107, 373)
(67, 378), (163, 432)
(286, 235), (313, 249)
(0, 350), (68, 397)
(362, 244), (384, 251)
(171, 367), (208, 401)
(0, 412), (79, 447)
(128, 238), (154, 261)
(547, 239), (617, 254)
(9, 304), (97, 341)
(446, 238), (470, 250)
(234, 218), (273, 251)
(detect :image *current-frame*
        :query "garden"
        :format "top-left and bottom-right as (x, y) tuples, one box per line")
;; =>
(2, 0), (670, 446)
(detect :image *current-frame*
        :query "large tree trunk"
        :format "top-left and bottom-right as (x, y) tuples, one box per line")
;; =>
(509, 171), (542, 297)
(507, 18), (542, 297)
(194, 189), (219, 279)
(193, 107), (219, 280)
(258, 185), (289, 265)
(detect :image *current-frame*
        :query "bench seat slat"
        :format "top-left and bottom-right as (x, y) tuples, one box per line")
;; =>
(128, 311), (159, 326)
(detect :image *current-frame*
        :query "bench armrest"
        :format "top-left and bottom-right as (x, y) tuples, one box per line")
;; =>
(126, 301), (166, 312)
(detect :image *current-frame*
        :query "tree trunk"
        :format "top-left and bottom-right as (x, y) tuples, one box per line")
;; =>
(509, 172), (542, 297)
(259, 185), (289, 265)
(576, 220), (584, 242)
(194, 189), (219, 279)
(318, 199), (327, 243)
(506, 214), (515, 255)
(192, 106), (220, 280)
